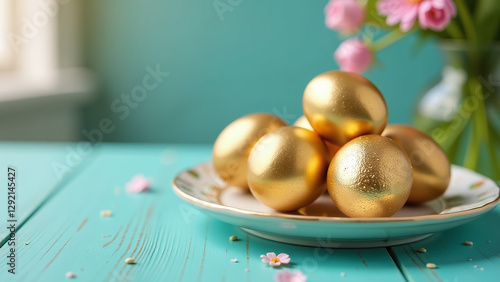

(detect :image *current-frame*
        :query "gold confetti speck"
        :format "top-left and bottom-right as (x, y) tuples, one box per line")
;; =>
(480, 268), (484, 271)
(426, 263), (436, 269)
(100, 210), (112, 217)
(229, 235), (238, 241)
(125, 257), (135, 264)
(464, 241), (473, 246)
(230, 258), (238, 263)
(474, 265), (478, 268)
(340, 272), (346, 277)
(25, 242), (30, 245)
(468, 259), (472, 261)
(245, 268), (250, 272)
(66, 271), (76, 278)
(417, 247), (427, 253)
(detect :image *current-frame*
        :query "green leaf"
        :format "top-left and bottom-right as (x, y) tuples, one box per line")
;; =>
(473, 0), (500, 43)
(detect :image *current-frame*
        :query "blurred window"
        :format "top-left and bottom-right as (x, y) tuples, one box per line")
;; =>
(0, 0), (13, 70)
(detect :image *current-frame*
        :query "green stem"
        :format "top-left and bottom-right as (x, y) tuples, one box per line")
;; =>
(371, 29), (412, 52)
(463, 114), (479, 170)
(445, 20), (465, 40)
(436, 104), (472, 151)
(469, 78), (500, 180)
(488, 122), (500, 180)
(455, 0), (478, 43)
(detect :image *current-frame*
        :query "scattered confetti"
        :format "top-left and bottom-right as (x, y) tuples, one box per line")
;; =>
(340, 272), (346, 277)
(480, 268), (484, 271)
(100, 210), (112, 217)
(66, 271), (76, 278)
(468, 259), (472, 261)
(261, 252), (291, 267)
(275, 270), (307, 282)
(417, 247), (427, 253)
(245, 268), (250, 272)
(426, 263), (436, 269)
(102, 235), (111, 238)
(25, 242), (30, 245)
(230, 258), (238, 263)
(488, 240), (492, 243)
(474, 265), (478, 268)
(126, 175), (153, 193)
(464, 241), (473, 246)
(229, 235), (238, 241)
(125, 257), (135, 264)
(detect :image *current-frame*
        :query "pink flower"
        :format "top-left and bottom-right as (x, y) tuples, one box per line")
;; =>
(377, 0), (420, 32)
(377, 0), (456, 32)
(126, 175), (152, 193)
(334, 38), (372, 73)
(325, 0), (365, 32)
(418, 0), (456, 31)
(260, 252), (291, 267)
(275, 270), (307, 282)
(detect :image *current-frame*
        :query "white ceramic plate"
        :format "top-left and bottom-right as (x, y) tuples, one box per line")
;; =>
(172, 163), (499, 248)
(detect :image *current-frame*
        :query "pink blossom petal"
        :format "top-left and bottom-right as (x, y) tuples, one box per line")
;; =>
(269, 261), (281, 267)
(277, 253), (289, 260)
(260, 255), (271, 263)
(126, 175), (152, 193)
(377, 0), (421, 32)
(275, 270), (307, 282)
(267, 252), (277, 259)
(280, 257), (291, 264)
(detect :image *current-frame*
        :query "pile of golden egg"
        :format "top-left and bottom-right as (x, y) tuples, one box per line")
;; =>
(212, 71), (451, 218)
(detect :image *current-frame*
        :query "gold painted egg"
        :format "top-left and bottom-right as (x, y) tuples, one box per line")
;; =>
(327, 135), (413, 218)
(293, 115), (314, 131)
(382, 124), (451, 204)
(293, 115), (341, 159)
(247, 126), (330, 211)
(213, 113), (287, 189)
(303, 71), (388, 146)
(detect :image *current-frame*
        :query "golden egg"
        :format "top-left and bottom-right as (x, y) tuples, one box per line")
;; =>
(293, 115), (341, 159)
(382, 124), (451, 204)
(213, 113), (287, 189)
(247, 126), (330, 211)
(327, 135), (413, 218)
(303, 71), (388, 146)
(293, 115), (314, 131)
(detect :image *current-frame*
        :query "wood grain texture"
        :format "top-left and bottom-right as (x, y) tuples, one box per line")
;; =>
(389, 206), (500, 282)
(0, 144), (405, 281)
(0, 142), (93, 244)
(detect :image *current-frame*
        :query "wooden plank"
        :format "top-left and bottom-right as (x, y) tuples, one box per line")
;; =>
(389, 206), (500, 282)
(0, 142), (93, 244)
(0, 144), (405, 281)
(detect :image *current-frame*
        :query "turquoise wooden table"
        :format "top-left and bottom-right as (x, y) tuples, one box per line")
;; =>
(1, 143), (499, 282)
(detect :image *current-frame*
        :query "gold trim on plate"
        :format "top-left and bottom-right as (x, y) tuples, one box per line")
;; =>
(171, 168), (500, 223)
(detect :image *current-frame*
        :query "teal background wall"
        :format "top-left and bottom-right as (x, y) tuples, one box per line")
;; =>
(83, 0), (443, 144)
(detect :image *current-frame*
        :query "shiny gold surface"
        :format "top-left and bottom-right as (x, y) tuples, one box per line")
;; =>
(327, 135), (413, 218)
(303, 71), (388, 146)
(212, 113), (287, 189)
(383, 124), (451, 204)
(247, 126), (330, 211)
(293, 115), (341, 159)
(293, 115), (314, 131)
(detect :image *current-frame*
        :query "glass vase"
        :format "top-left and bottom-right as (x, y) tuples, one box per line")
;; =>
(414, 41), (500, 181)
